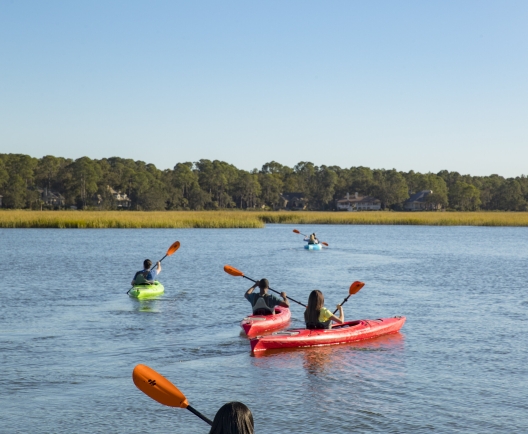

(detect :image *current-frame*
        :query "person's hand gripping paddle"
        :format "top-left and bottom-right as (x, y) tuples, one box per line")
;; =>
(223, 265), (306, 307)
(127, 241), (181, 294)
(333, 281), (365, 314)
(293, 229), (329, 247)
(132, 364), (213, 425)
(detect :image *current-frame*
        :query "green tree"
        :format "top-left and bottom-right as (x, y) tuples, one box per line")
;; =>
(449, 181), (481, 210)
(491, 179), (527, 210)
(373, 169), (409, 209)
(258, 173), (283, 208)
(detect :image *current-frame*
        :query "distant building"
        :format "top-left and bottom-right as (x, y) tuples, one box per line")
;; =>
(107, 187), (132, 209)
(404, 190), (442, 211)
(336, 192), (381, 211)
(279, 192), (308, 210)
(38, 188), (65, 207)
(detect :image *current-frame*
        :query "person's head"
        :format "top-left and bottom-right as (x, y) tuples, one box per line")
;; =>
(306, 289), (325, 324)
(258, 279), (269, 292)
(143, 259), (152, 269)
(208, 402), (254, 434)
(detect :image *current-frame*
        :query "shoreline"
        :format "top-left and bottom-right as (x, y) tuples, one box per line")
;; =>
(1, 210), (528, 228)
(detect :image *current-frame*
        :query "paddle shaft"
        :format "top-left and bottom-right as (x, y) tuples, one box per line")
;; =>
(333, 294), (352, 314)
(242, 275), (306, 307)
(187, 405), (213, 426)
(126, 256), (166, 294)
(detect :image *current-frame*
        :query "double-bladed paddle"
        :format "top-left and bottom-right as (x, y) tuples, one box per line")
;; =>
(333, 281), (365, 314)
(223, 265), (306, 307)
(132, 364), (213, 426)
(293, 229), (329, 247)
(127, 241), (181, 294)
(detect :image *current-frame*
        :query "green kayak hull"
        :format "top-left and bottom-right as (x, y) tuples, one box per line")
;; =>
(129, 281), (165, 298)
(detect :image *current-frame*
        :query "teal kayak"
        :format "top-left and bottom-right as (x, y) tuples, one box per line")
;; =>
(129, 281), (165, 298)
(304, 244), (323, 250)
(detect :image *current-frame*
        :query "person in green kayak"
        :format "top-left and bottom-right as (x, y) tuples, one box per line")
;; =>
(209, 402), (254, 434)
(308, 233), (319, 244)
(245, 279), (289, 315)
(304, 289), (344, 329)
(131, 259), (161, 285)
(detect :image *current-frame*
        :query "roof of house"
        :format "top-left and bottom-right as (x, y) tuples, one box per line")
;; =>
(405, 190), (433, 204)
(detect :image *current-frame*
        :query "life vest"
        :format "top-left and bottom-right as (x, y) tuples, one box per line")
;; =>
(304, 310), (331, 329)
(134, 270), (153, 285)
(308, 234), (319, 245)
(252, 295), (275, 315)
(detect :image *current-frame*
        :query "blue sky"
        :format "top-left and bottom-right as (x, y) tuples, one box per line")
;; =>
(1, 0), (527, 177)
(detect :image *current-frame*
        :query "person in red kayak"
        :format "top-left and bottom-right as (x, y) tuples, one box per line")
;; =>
(131, 259), (161, 285)
(209, 402), (254, 434)
(304, 289), (344, 329)
(245, 279), (289, 315)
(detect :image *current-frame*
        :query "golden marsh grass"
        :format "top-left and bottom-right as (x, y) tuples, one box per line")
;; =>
(1, 210), (528, 228)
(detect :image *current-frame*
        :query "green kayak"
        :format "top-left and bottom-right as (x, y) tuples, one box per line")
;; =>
(129, 281), (165, 299)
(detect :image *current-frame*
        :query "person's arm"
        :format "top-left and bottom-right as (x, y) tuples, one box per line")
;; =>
(278, 291), (290, 308)
(329, 305), (344, 325)
(245, 282), (258, 299)
(156, 261), (161, 273)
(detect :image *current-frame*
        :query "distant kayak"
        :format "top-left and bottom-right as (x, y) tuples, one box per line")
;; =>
(129, 281), (165, 298)
(304, 244), (323, 250)
(240, 306), (291, 337)
(250, 316), (406, 352)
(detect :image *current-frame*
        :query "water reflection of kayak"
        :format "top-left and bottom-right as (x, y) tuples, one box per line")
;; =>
(250, 316), (406, 352)
(128, 281), (165, 298)
(241, 306), (291, 337)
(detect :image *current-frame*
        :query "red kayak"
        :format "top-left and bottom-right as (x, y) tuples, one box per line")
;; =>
(250, 316), (406, 352)
(240, 306), (291, 337)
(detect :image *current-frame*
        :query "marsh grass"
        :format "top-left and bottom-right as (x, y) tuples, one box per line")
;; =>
(1, 210), (528, 228)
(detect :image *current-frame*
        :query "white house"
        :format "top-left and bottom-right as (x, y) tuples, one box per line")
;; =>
(336, 192), (381, 211)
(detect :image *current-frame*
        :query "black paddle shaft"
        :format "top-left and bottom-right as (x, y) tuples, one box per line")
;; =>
(187, 405), (213, 426)
(333, 294), (352, 314)
(242, 275), (306, 307)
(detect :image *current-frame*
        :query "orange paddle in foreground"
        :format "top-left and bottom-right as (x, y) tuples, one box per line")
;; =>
(293, 229), (329, 246)
(133, 364), (213, 426)
(126, 241), (181, 294)
(333, 281), (365, 314)
(224, 265), (307, 307)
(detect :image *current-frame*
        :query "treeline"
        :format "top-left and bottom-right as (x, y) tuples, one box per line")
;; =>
(0, 153), (527, 211)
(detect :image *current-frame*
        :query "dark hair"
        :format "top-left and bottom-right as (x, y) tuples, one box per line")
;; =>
(305, 290), (324, 324)
(258, 279), (269, 290)
(208, 402), (254, 434)
(143, 259), (152, 269)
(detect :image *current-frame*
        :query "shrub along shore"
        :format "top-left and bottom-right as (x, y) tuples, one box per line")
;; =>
(1, 210), (528, 228)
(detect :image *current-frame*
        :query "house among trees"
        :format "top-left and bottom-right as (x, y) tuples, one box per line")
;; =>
(38, 188), (65, 207)
(107, 187), (132, 208)
(336, 192), (381, 211)
(404, 190), (442, 211)
(280, 192), (308, 210)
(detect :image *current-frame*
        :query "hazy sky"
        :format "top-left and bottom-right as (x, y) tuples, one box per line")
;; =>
(1, 1), (527, 177)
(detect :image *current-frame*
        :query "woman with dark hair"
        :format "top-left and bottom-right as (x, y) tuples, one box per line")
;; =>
(304, 289), (344, 329)
(209, 402), (254, 434)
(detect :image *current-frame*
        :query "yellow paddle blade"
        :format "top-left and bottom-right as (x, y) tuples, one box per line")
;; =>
(293, 229), (300, 234)
(132, 364), (189, 408)
(224, 265), (244, 277)
(349, 281), (365, 295)
(166, 241), (181, 256)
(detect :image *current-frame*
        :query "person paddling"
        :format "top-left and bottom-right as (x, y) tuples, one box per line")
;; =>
(304, 289), (344, 329)
(131, 259), (161, 286)
(245, 279), (289, 315)
(308, 233), (319, 244)
(209, 402), (254, 434)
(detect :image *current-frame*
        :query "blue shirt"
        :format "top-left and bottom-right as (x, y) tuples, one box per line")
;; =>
(245, 292), (283, 308)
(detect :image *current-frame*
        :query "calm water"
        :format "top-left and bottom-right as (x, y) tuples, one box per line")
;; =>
(1, 225), (527, 433)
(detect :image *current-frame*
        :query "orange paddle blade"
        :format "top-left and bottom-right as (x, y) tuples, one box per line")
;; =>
(293, 229), (300, 234)
(133, 364), (189, 408)
(349, 281), (365, 295)
(224, 265), (244, 277)
(322, 242), (329, 246)
(166, 241), (181, 256)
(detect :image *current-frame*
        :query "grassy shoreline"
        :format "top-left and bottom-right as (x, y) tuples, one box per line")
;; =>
(1, 210), (528, 228)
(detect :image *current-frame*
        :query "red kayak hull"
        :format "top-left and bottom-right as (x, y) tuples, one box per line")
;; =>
(250, 316), (406, 352)
(241, 306), (291, 337)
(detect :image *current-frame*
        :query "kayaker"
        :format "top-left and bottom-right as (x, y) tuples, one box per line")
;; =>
(131, 259), (161, 285)
(245, 279), (289, 315)
(304, 289), (344, 329)
(209, 402), (254, 434)
(308, 233), (319, 244)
